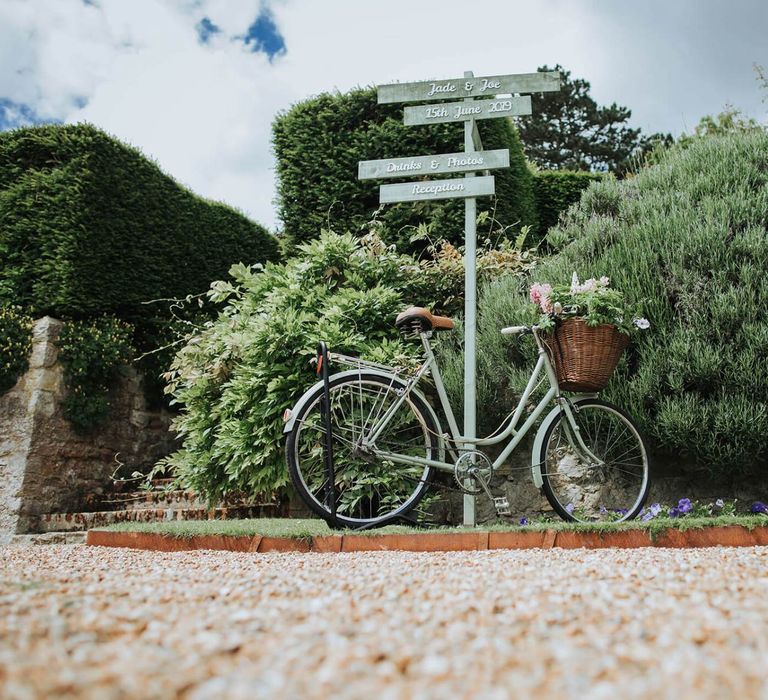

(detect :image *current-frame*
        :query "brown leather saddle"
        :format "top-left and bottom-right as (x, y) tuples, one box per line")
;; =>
(395, 306), (455, 333)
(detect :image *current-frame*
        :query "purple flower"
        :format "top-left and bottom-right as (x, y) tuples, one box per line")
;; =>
(677, 498), (693, 514)
(614, 508), (629, 516)
(519, 517), (529, 526)
(751, 502), (768, 515)
(641, 503), (662, 522)
(669, 507), (680, 519)
(715, 499), (725, 509)
(565, 503), (575, 515)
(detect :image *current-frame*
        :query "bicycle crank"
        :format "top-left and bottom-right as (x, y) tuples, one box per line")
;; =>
(454, 452), (512, 516)
(454, 451), (494, 496)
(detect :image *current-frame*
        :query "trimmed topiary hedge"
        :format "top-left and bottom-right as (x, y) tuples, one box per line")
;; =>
(0, 123), (280, 319)
(533, 170), (603, 237)
(0, 123), (280, 418)
(273, 87), (538, 252)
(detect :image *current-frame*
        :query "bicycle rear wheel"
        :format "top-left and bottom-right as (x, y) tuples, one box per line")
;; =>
(539, 399), (650, 522)
(286, 372), (437, 529)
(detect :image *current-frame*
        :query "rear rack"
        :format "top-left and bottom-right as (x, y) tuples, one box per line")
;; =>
(327, 352), (401, 374)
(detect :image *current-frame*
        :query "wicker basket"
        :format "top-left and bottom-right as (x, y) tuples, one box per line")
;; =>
(545, 318), (629, 392)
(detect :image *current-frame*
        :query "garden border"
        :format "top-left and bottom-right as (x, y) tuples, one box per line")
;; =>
(86, 524), (768, 553)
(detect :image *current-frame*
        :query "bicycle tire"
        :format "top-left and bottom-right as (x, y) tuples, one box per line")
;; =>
(539, 399), (651, 523)
(286, 372), (438, 529)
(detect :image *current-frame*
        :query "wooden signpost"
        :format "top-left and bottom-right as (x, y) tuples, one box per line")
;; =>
(403, 95), (532, 126)
(358, 149), (510, 180)
(379, 175), (496, 204)
(377, 71), (560, 104)
(359, 69), (560, 526)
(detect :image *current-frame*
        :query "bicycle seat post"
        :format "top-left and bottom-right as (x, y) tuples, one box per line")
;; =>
(419, 330), (433, 354)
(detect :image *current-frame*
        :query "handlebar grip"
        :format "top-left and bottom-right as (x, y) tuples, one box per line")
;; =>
(501, 326), (530, 335)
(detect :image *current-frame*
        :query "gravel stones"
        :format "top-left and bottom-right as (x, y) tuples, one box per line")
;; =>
(1, 545), (767, 698)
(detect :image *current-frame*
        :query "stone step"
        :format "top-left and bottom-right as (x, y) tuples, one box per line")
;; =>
(110, 477), (176, 493)
(10, 532), (87, 545)
(36, 504), (279, 533)
(91, 489), (274, 513)
(98, 490), (245, 511)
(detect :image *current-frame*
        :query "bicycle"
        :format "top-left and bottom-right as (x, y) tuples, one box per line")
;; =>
(283, 306), (651, 529)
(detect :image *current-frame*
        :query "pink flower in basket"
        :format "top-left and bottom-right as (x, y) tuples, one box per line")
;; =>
(529, 283), (553, 313)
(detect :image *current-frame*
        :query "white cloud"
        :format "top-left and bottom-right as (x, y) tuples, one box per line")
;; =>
(0, 0), (766, 231)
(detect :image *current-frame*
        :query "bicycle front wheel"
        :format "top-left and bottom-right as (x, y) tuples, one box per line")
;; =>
(286, 372), (437, 529)
(539, 399), (650, 523)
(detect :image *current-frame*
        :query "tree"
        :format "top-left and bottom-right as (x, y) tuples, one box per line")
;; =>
(693, 106), (762, 137)
(517, 64), (668, 175)
(755, 62), (767, 102)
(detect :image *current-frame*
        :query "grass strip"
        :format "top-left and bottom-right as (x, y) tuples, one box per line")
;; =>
(94, 515), (768, 540)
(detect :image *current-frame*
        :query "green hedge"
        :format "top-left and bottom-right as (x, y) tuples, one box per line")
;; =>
(58, 316), (135, 432)
(440, 131), (768, 475)
(273, 87), (538, 252)
(0, 304), (33, 393)
(0, 124), (280, 319)
(533, 170), (603, 236)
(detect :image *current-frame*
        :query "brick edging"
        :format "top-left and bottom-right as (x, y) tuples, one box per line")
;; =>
(86, 525), (768, 553)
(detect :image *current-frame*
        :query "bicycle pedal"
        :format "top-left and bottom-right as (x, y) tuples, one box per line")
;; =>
(493, 497), (511, 516)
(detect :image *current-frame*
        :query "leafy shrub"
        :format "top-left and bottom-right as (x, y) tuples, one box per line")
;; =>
(58, 317), (135, 432)
(0, 304), (33, 393)
(533, 170), (603, 238)
(161, 229), (536, 501)
(441, 132), (768, 474)
(273, 87), (538, 252)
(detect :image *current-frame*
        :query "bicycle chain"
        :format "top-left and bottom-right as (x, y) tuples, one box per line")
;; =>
(370, 436), (541, 499)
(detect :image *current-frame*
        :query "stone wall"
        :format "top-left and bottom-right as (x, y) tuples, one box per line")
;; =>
(433, 440), (767, 525)
(0, 317), (177, 541)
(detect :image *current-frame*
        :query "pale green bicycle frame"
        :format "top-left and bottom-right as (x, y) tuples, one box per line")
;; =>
(356, 325), (601, 476)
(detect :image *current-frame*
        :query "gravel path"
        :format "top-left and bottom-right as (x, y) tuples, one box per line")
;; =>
(1, 545), (767, 699)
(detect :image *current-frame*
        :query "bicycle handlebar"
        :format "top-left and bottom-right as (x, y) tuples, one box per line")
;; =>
(500, 325), (531, 336)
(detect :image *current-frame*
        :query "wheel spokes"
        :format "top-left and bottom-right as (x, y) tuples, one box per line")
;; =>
(294, 380), (431, 522)
(544, 405), (648, 522)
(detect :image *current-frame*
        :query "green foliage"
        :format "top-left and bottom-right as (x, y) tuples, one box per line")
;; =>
(161, 229), (536, 502)
(273, 87), (537, 252)
(756, 63), (768, 101)
(518, 64), (671, 175)
(0, 304), (33, 393)
(691, 106), (763, 139)
(58, 317), (135, 432)
(638, 108), (764, 171)
(0, 123), (280, 319)
(533, 170), (603, 236)
(0, 123), (280, 423)
(443, 131), (768, 474)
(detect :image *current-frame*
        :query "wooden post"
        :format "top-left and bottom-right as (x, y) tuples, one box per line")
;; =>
(462, 71), (477, 527)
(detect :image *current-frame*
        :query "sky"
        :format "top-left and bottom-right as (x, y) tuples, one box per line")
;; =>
(0, 0), (766, 231)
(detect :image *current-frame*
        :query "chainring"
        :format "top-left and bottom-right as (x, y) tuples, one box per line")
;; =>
(453, 451), (494, 495)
